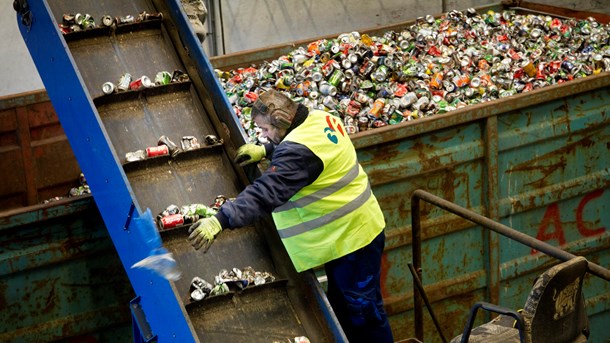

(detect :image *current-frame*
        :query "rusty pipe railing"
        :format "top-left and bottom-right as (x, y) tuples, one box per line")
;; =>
(410, 189), (610, 342)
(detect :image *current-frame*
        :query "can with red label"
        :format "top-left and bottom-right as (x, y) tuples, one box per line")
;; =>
(243, 91), (258, 103)
(159, 214), (184, 229)
(146, 145), (169, 158)
(346, 100), (362, 117)
(130, 76), (154, 90)
(536, 63), (546, 80)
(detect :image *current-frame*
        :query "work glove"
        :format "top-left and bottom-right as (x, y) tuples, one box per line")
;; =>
(234, 144), (266, 167)
(188, 216), (222, 252)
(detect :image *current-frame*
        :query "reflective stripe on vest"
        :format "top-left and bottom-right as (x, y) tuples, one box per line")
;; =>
(275, 162), (360, 212)
(277, 179), (372, 239)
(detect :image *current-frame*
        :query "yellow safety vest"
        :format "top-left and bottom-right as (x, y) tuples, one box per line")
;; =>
(272, 110), (385, 272)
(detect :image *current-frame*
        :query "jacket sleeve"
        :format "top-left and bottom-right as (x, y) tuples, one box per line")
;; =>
(215, 141), (323, 229)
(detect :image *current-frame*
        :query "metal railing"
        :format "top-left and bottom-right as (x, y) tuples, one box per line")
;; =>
(410, 189), (610, 342)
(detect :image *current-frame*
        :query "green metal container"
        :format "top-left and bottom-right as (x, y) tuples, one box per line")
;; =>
(0, 196), (134, 342)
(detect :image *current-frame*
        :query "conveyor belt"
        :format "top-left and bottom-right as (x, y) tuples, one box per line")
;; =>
(17, 0), (344, 341)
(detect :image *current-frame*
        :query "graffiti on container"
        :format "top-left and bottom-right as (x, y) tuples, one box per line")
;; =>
(532, 189), (605, 254)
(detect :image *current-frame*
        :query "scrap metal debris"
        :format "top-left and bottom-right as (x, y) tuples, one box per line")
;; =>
(189, 266), (276, 302)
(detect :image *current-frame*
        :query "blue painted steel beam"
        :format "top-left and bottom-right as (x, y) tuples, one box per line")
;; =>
(15, 1), (196, 341)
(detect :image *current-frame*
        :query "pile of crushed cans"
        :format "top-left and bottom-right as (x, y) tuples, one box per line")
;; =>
(189, 266), (276, 301)
(102, 69), (190, 95)
(214, 9), (610, 142)
(59, 11), (163, 34)
(156, 195), (229, 230)
(125, 134), (221, 163)
(42, 173), (91, 204)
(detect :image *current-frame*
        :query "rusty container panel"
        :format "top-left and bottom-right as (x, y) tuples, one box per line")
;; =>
(0, 91), (81, 210)
(350, 80), (610, 342)
(0, 196), (134, 342)
(354, 81), (610, 342)
(353, 75), (610, 342)
(494, 85), (610, 341)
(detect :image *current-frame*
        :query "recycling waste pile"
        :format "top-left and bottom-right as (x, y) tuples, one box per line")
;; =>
(189, 266), (276, 301)
(41, 173), (91, 204)
(156, 194), (229, 230)
(214, 8), (610, 143)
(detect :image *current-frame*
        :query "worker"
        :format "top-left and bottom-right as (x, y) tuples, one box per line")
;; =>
(188, 89), (394, 343)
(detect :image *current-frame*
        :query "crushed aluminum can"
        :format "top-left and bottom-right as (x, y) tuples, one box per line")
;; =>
(58, 25), (72, 34)
(209, 283), (230, 296)
(158, 135), (181, 157)
(344, 117), (357, 134)
(101, 15), (114, 27)
(183, 214), (199, 225)
(198, 205), (218, 217)
(254, 271), (276, 285)
(137, 11), (164, 22)
(102, 82), (115, 95)
(210, 195), (227, 211)
(204, 135), (221, 146)
(116, 15), (134, 25)
(69, 185), (90, 197)
(145, 12), (164, 21)
(254, 273), (266, 286)
(241, 266), (256, 284)
(171, 70), (189, 83)
(129, 76), (154, 90)
(75, 13), (95, 30)
(521, 60), (537, 78)
(165, 204), (181, 215)
(43, 196), (64, 204)
(62, 14), (76, 26)
(154, 71), (172, 86)
(125, 149), (146, 162)
(146, 145), (169, 158)
(117, 73), (132, 91)
(183, 203), (217, 218)
(190, 276), (213, 301)
(69, 25), (82, 33)
(156, 204), (180, 222)
(181, 136), (201, 151)
(357, 116), (369, 131)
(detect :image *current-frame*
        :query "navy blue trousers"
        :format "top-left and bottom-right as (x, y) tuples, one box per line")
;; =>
(324, 231), (394, 343)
